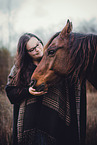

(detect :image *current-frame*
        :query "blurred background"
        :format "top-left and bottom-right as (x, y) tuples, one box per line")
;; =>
(0, 0), (97, 144)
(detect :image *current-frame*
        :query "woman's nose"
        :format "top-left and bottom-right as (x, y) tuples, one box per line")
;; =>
(35, 47), (40, 52)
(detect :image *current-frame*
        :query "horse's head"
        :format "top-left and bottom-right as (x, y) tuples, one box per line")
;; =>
(31, 20), (73, 91)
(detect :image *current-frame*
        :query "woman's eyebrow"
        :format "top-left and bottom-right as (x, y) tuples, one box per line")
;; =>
(32, 44), (39, 49)
(28, 43), (39, 52)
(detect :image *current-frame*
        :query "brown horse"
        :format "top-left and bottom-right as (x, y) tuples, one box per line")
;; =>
(31, 19), (97, 91)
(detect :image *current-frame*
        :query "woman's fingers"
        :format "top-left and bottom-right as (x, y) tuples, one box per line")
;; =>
(30, 87), (36, 92)
(29, 87), (47, 96)
(32, 91), (46, 96)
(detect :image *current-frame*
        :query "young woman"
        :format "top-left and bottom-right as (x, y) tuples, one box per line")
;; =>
(5, 33), (47, 145)
(5, 32), (85, 145)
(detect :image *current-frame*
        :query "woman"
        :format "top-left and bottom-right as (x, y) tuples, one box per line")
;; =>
(5, 32), (84, 145)
(5, 33), (47, 145)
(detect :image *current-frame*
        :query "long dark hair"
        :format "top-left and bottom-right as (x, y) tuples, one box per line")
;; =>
(15, 33), (43, 87)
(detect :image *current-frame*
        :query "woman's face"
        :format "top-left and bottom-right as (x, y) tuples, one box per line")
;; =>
(26, 37), (43, 60)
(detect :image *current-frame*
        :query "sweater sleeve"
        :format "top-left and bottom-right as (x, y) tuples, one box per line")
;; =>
(5, 85), (33, 104)
(5, 64), (37, 104)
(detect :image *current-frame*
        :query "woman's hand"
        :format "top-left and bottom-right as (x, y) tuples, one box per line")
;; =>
(29, 87), (47, 96)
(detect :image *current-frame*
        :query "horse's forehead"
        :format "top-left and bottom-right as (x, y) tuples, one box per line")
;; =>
(45, 34), (68, 52)
(52, 35), (61, 43)
(48, 36), (63, 48)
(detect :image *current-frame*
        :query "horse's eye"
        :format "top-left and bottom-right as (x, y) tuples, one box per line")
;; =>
(48, 50), (55, 56)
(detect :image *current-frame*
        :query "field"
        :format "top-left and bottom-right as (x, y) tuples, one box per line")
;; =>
(0, 91), (97, 145)
(86, 92), (97, 145)
(0, 91), (13, 145)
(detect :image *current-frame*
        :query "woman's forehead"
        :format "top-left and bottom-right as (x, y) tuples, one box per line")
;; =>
(28, 37), (38, 44)
(26, 37), (38, 49)
(30, 37), (38, 42)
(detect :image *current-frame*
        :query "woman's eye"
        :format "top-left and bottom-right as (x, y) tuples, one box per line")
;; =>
(48, 50), (55, 56)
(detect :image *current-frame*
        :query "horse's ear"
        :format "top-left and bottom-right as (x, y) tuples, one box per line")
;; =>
(59, 19), (72, 38)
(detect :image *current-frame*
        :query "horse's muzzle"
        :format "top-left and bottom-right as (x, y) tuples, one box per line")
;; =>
(30, 79), (45, 92)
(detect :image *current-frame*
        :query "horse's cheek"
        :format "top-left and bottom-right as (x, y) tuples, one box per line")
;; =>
(53, 56), (66, 75)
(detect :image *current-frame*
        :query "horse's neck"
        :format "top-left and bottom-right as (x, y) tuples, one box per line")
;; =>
(78, 34), (97, 63)
(88, 34), (97, 63)
(82, 34), (97, 81)
(86, 34), (97, 89)
(71, 33), (97, 80)
(89, 34), (97, 49)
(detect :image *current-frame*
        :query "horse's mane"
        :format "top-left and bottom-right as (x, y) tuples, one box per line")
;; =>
(68, 33), (97, 78)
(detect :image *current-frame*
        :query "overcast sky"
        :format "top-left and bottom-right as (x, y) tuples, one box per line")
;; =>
(6, 0), (97, 31)
(0, 0), (97, 52)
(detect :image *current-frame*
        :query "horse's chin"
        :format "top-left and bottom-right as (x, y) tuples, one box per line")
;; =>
(33, 76), (62, 92)
(35, 78), (61, 92)
(46, 76), (62, 88)
(34, 83), (48, 92)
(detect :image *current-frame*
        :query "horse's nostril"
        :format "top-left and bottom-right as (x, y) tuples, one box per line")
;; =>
(36, 83), (45, 92)
(30, 80), (45, 92)
(30, 79), (37, 87)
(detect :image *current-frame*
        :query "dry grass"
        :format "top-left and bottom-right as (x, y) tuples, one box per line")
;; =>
(0, 91), (13, 145)
(86, 92), (97, 145)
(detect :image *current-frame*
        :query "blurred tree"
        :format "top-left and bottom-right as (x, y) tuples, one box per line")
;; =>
(0, 47), (13, 91)
(0, 92), (13, 145)
(76, 18), (97, 34)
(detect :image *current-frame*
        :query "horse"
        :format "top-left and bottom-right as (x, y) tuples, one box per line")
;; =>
(31, 19), (97, 91)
